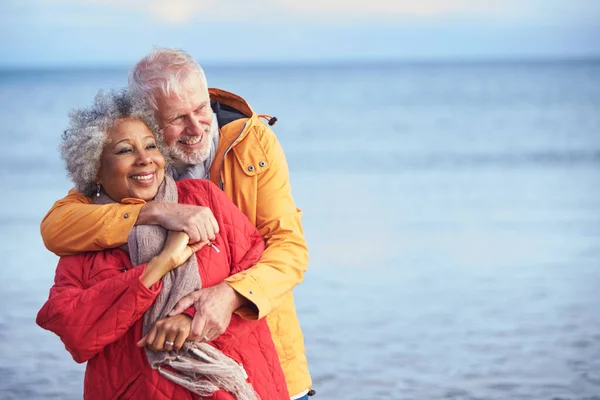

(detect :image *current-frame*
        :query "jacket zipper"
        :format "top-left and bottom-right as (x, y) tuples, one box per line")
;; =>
(218, 121), (248, 190)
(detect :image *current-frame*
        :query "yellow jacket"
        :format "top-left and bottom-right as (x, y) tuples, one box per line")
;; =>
(40, 88), (311, 397)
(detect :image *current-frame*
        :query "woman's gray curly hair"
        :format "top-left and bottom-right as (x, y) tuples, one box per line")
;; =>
(61, 89), (164, 196)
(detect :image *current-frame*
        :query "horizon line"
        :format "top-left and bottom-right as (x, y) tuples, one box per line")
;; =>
(1, 55), (600, 72)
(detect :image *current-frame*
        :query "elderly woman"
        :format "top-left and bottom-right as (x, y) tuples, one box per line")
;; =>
(36, 90), (289, 400)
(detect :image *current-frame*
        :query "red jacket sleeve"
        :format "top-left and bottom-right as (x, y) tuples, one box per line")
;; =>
(36, 253), (162, 363)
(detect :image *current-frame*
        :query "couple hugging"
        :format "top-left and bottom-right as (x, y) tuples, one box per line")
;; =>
(36, 47), (314, 400)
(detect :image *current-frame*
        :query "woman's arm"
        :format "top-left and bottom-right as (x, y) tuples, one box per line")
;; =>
(36, 253), (164, 363)
(37, 233), (204, 362)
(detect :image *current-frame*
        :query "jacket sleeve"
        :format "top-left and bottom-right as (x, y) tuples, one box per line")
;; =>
(224, 129), (309, 319)
(40, 189), (142, 256)
(35, 254), (161, 363)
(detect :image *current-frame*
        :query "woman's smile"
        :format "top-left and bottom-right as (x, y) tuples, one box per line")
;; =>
(130, 171), (156, 186)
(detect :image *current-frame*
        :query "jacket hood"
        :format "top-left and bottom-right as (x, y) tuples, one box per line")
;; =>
(209, 88), (254, 128)
(209, 88), (277, 146)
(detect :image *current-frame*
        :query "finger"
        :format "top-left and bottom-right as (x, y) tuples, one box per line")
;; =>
(185, 225), (201, 244)
(174, 327), (189, 351)
(197, 224), (209, 243)
(201, 321), (217, 342)
(200, 321), (221, 342)
(151, 326), (167, 352)
(136, 334), (148, 348)
(210, 214), (219, 235)
(145, 326), (158, 349)
(164, 332), (177, 352)
(168, 293), (199, 316)
(205, 221), (215, 241)
(203, 325), (224, 342)
(189, 241), (209, 253)
(189, 315), (207, 341)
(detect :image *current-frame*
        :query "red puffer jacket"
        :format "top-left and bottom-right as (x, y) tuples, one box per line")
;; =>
(36, 179), (289, 400)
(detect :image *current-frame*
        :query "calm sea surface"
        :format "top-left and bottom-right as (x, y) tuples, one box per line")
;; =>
(0, 61), (599, 399)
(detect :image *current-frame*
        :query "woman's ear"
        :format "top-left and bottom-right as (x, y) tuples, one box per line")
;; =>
(95, 164), (103, 185)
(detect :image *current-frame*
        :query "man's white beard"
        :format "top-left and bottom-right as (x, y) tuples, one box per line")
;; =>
(168, 126), (213, 166)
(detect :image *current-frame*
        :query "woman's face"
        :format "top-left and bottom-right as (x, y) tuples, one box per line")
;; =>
(97, 118), (165, 202)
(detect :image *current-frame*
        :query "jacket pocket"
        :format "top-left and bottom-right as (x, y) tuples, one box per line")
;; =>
(113, 372), (142, 400)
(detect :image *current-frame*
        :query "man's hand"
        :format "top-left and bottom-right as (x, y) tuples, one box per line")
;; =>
(137, 203), (219, 243)
(136, 314), (192, 352)
(169, 282), (247, 342)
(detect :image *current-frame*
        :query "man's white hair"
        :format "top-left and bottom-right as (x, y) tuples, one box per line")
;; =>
(128, 47), (209, 111)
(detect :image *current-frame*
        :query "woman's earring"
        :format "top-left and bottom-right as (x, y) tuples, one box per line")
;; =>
(96, 184), (101, 198)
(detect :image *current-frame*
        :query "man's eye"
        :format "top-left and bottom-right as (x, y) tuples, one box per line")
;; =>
(170, 116), (184, 125)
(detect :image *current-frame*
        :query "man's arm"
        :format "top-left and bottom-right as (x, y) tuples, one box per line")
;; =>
(225, 130), (309, 320)
(40, 189), (141, 256)
(41, 189), (220, 256)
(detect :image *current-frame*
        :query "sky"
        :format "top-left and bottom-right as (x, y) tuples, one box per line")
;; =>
(1, 0), (599, 67)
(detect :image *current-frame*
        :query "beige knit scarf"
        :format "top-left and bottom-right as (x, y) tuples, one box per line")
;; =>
(94, 175), (259, 400)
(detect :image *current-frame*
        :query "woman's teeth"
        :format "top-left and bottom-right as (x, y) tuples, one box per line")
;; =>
(179, 136), (201, 145)
(131, 174), (153, 181)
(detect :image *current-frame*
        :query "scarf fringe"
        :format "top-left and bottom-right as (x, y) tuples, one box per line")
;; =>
(157, 342), (259, 400)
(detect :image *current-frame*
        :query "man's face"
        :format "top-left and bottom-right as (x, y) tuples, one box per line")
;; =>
(155, 75), (214, 167)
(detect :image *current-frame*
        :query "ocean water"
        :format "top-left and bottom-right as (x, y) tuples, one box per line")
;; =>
(0, 61), (599, 400)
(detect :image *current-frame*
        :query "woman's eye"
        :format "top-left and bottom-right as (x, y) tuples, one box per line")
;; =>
(147, 144), (157, 150)
(116, 148), (132, 154)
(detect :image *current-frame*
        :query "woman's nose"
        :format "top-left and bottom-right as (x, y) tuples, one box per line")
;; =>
(136, 149), (153, 165)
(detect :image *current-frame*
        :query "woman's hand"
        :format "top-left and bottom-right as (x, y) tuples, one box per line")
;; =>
(136, 314), (192, 352)
(140, 231), (207, 288)
(158, 231), (208, 271)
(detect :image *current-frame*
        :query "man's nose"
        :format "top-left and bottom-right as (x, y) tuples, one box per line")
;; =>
(186, 116), (204, 135)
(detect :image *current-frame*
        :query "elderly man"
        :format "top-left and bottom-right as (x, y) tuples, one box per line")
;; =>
(41, 48), (314, 399)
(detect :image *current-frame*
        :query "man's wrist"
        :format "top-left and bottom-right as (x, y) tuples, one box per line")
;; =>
(224, 282), (249, 311)
(137, 202), (161, 226)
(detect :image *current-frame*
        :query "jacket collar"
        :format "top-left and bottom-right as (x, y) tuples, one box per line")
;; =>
(209, 88), (257, 145)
